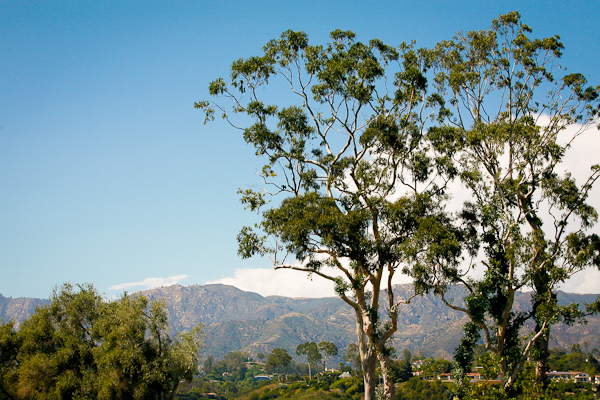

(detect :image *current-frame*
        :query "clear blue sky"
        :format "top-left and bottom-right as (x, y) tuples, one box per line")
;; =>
(1, 0), (599, 299)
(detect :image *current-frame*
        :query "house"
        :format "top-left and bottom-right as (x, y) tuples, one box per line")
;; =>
(547, 371), (590, 382)
(573, 372), (590, 383)
(467, 372), (482, 381)
(253, 375), (274, 381)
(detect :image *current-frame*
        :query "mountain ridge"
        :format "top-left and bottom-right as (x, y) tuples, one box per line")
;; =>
(2, 284), (599, 360)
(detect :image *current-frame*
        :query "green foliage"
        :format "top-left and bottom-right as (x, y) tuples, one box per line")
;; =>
(200, 13), (600, 400)
(0, 320), (21, 400)
(409, 10), (600, 396)
(0, 283), (203, 400)
(318, 341), (339, 372)
(296, 342), (321, 379)
(548, 348), (600, 375)
(266, 348), (293, 380)
(343, 344), (362, 376)
(390, 358), (413, 383)
(201, 27), (456, 400)
(396, 378), (450, 400)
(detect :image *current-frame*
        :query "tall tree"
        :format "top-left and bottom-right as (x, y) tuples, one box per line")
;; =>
(343, 344), (362, 377)
(197, 29), (450, 400)
(266, 348), (293, 381)
(318, 341), (339, 372)
(410, 11), (600, 395)
(95, 295), (203, 400)
(16, 283), (103, 399)
(296, 342), (321, 380)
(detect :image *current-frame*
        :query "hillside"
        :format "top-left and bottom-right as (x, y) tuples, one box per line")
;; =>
(2, 284), (599, 359)
(0, 294), (48, 328)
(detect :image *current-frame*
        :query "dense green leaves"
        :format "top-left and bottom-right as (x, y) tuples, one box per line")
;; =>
(200, 27), (454, 400)
(266, 348), (293, 381)
(199, 12), (599, 400)
(414, 11), (600, 397)
(0, 284), (203, 400)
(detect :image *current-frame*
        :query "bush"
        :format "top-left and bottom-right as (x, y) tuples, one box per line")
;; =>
(288, 382), (305, 391)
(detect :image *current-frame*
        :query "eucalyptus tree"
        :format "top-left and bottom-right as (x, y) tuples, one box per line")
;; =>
(409, 11), (600, 395)
(197, 30), (452, 400)
(296, 342), (321, 380)
(318, 341), (339, 372)
(343, 343), (362, 376)
(266, 348), (293, 381)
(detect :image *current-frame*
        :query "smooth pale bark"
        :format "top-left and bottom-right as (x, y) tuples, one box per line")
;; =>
(377, 353), (395, 400)
(356, 306), (377, 400)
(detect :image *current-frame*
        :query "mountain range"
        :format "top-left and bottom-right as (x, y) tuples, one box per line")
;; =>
(2, 284), (599, 360)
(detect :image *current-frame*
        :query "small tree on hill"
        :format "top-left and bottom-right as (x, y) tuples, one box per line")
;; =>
(296, 341), (321, 380)
(319, 341), (339, 372)
(266, 348), (293, 381)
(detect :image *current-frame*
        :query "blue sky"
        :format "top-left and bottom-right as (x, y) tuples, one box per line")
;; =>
(1, 0), (599, 299)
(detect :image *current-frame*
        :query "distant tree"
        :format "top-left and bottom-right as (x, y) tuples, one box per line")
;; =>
(203, 355), (215, 372)
(422, 358), (452, 379)
(344, 344), (362, 376)
(548, 348), (600, 375)
(318, 341), (339, 372)
(391, 357), (412, 383)
(401, 349), (412, 363)
(266, 348), (293, 381)
(223, 351), (250, 377)
(256, 352), (265, 363)
(296, 342), (321, 379)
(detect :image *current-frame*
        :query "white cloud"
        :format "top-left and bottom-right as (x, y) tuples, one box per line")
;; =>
(207, 267), (413, 298)
(213, 119), (599, 299)
(560, 268), (600, 294)
(109, 274), (188, 291)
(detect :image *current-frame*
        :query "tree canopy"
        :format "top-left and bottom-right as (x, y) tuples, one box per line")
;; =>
(407, 11), (600, 396)
(0, 283), (204, 400)
(198, 28), (454, 400)
(266, 348), (293, 381)
(198, 11), (600, 400)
